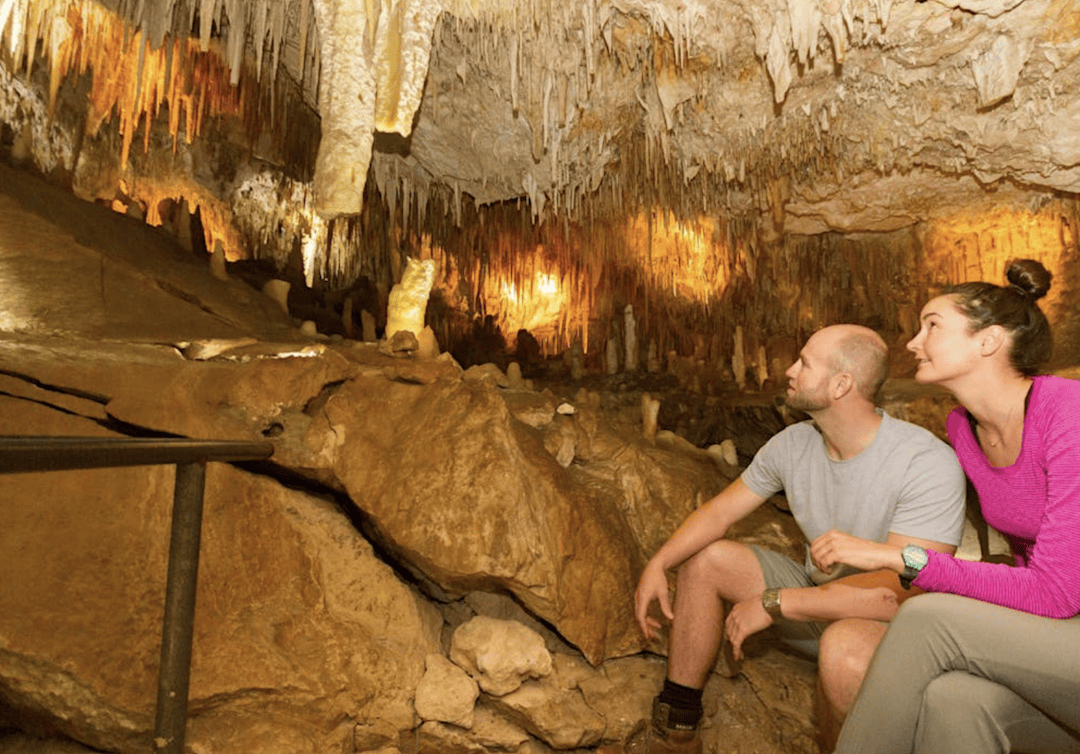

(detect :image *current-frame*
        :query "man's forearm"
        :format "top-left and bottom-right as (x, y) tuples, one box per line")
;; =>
(648, 482), (759, 570)
(777, 580), (901, 623)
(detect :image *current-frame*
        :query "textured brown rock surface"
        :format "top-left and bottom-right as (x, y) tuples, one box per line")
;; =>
(0, 400), (442, 754)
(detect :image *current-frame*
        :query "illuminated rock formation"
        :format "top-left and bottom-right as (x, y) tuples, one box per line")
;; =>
(385, 256), (437, 340)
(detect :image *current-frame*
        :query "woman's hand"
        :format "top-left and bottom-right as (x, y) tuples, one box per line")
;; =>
(811, 530), (901, 574)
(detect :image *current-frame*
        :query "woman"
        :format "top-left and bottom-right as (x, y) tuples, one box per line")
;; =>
(817, 259), (1080, 753)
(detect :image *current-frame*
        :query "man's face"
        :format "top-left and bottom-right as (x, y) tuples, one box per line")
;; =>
(783, 332), (835, 412)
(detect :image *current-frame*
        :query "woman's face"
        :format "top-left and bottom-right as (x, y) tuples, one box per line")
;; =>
(906, 295), (982, 385)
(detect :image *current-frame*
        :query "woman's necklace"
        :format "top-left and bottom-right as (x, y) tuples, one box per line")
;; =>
(983, 403), (1017, 448)
(987, 428), (1006, 447)
(979, 381), (1032, 450)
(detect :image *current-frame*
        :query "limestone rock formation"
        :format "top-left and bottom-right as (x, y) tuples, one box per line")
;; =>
(450, 617), (554, 696)
(0, 400), (443, 754)
(414, 653), (480, 728)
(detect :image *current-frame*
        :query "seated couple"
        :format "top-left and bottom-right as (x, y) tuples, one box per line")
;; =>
(602, 259), (1080, 754)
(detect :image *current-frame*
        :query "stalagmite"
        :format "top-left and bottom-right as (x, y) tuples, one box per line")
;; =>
(176, 199), (193, 252)
(647, 340), (660, 373)
(706, 439), (740, 469)
(641, 392), (660, 442)
(361, 309), (377, 342)
(262, 279), (291, 315)
(623, 304), (638, 372)
(385, 257), (437, 341)
(342, 295), (355, 337)
(10, 121), (32, 165)
(606, 336), (620, 375)
(417, 326), (440, 359)
(209, 238), (228, 281)
(566, 341), (585, 380)
(732, 325), (746, 390)
(504, 362), (526, 390)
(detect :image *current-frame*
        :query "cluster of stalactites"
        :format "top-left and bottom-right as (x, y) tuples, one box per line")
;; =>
(2, 0), (321, 91)
(0, 0), (320, 164)
(749, 0), (895, 104)
(366, 0), (878, 250)
(95, 0), (320, 91)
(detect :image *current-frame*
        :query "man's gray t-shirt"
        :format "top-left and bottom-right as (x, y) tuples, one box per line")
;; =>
(740, 411), (966, 580)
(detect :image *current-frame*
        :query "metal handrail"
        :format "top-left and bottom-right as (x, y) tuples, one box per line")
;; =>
(0, 435), (275, 754)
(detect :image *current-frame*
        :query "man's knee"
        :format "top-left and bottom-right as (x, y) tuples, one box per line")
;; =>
(677, 540), (762, 601)
(817, 617), (889, 718)
(820, 621), (868, 678)
(815, 619), (885, 751)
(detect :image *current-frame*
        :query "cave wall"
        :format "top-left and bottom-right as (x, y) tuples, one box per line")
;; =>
(419, 198), (1080, 384)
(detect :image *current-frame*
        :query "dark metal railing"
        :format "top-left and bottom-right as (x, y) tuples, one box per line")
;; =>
(0, 436), (275, 754)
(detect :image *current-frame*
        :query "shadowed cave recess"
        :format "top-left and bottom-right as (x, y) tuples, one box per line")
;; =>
(1, 0), (1080, 752)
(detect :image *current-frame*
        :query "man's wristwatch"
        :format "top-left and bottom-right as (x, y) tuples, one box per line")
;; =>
(899, 545), (929, 589)
(761, 587), (784, 621)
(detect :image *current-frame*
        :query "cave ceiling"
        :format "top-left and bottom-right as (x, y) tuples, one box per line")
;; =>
(397, 0), (1080, 237)
(2, 0), (1080, 260)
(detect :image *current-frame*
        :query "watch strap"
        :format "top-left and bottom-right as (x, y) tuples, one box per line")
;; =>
(899, 568), (918, 590)
(761, 587), (783, 621)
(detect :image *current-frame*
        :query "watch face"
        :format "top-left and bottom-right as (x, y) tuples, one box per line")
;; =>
(903, 545), (929, 570)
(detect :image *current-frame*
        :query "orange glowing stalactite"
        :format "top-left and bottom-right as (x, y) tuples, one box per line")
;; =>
(44, 2), (248, 167)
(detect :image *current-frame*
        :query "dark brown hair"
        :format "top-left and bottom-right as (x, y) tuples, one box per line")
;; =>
(945, 259), (1053, 377)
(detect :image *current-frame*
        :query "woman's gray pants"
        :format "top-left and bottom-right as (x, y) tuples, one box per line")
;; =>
(834, 593), (1080, 754)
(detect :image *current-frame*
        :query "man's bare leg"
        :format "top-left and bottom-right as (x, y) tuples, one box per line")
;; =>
(816, 618), (888, 749)
(597, 543), (773, 754)
(667, 540), (767, 688)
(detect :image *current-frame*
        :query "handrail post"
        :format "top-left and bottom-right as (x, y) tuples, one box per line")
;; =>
(153, 461), (207, 754)
(0, 436), (274, 751)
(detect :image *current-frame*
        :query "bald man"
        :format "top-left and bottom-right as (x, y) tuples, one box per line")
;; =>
(600, 325), (967, 754)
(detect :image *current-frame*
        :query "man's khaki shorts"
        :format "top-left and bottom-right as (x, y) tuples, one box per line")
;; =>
(748, 545), (828, 659)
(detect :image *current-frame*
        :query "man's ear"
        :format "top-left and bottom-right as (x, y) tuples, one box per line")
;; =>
(980, 325), (1007, 357)
(831, 372), (854, 400)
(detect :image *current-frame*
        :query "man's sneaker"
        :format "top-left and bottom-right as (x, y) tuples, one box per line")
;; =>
(596, 699), (703, 754)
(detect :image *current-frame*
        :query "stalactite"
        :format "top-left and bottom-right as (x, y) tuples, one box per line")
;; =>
(24, 0), (48, 78)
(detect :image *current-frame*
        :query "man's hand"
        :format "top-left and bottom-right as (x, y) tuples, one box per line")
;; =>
(724, 596), (772, 661)
(811, 529), (901, 574)
(634, 559), (674, 639)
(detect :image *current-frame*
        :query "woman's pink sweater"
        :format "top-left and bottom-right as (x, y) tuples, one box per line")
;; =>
(914, 375), (1080, 618)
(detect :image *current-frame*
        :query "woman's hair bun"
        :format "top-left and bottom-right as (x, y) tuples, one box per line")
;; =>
(1006, 259), (1052, 301)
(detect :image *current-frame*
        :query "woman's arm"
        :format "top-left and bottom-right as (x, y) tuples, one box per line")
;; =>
(914, 388), (1080, 618)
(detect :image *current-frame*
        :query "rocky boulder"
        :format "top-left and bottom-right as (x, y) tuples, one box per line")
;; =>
(0, 398), (442, 754)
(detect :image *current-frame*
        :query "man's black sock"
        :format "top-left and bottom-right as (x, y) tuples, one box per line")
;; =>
(657, 679), (704, 728)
